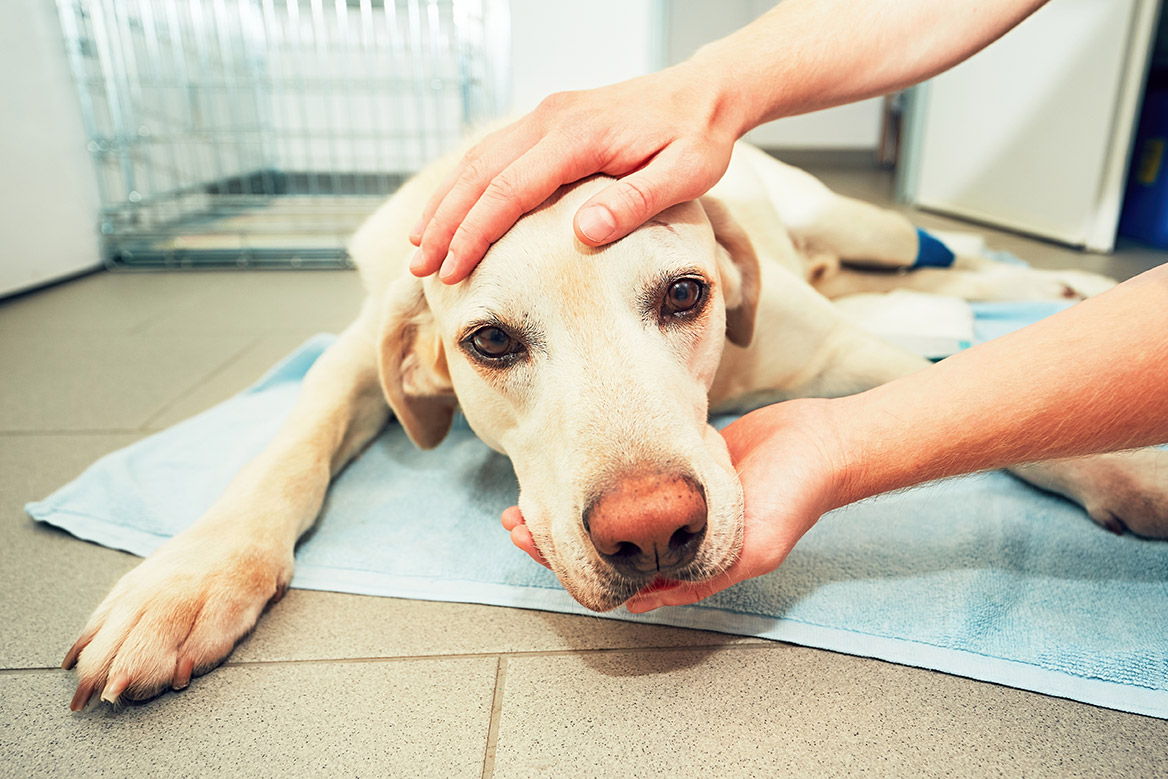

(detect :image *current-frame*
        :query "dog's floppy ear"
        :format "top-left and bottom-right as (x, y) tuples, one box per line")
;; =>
(377, 275), (456, 449)
(700, 196), (760, 348)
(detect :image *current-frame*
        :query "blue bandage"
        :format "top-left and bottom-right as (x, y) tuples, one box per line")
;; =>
(914, 228), (956, 268)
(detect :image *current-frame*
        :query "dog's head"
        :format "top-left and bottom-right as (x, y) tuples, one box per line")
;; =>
(376, 178), (760, 610)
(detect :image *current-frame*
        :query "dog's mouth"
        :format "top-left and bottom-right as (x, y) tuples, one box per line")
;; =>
(562, 569), (699, 612)
(639, 577), (682, 596)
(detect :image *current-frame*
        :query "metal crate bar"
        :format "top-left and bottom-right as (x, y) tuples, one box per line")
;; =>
(55, 0), (507, 268)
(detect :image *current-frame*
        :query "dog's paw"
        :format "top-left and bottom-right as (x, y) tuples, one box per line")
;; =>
(1070, 450), (1168, 538)
(1040, 269), (1117, 300)
(63, 532), (293, 711)
(979, 267), (1117, 301)
(1014, 450), (1168, 538)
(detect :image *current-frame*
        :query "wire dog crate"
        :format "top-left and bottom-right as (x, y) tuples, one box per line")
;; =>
(56, 0), (508, 268)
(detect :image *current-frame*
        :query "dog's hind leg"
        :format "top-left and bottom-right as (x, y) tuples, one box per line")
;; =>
(63, 304), (389, 710)
(737, 148), (1116, 301)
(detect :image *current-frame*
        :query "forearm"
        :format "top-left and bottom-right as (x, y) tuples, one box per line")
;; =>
(686, 0), (1048, 134)
(827, 265), (1168, 508)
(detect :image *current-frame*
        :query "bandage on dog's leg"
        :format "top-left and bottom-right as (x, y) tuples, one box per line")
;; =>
(913, 227), (956, 269)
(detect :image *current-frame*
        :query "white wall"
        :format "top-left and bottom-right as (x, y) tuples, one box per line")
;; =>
(664, 0), (882, 150)
(507, 0), (661, 114)
(0, 0), (102, 297)
(506, 0), (882, 150)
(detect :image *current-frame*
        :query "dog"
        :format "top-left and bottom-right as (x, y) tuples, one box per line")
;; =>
(62, 141), (1168, 710)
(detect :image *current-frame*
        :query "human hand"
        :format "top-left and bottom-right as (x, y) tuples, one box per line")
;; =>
(499, 399), (849, 611)
(410, 61), (745, 283)
(624, 399), (847, 612)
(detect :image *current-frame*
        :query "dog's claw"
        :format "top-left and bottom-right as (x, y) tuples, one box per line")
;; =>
(173, 656), (194, 690)
(70, 680), (96, 712)
(101, 672), (130, 704)
(62, 637), (86, 670)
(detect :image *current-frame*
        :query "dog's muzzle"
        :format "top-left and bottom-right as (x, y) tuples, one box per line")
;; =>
(583, 473), (707, 578)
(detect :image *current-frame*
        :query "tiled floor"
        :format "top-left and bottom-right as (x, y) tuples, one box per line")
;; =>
(1, 168), (1166, 777)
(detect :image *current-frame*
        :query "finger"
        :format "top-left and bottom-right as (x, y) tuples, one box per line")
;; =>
(500, 505), (524, 531)
(409, 121), (522, 249)
(573, 142), (723, 248)
(625, 580), (715, 613)
(440, 138), (600, 283)
(417, 124), (544, 276)
(626, 568), (738, 613)
(509, 524), (550, 568)
(410, 164), (466, 250)
(624, 586), (694, 613)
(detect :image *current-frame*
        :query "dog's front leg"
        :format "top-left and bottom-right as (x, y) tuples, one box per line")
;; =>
(64, 315), (389, 709)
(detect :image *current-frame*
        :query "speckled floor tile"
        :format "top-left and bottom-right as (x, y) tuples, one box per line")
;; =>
(141, 332), (325, 430)
(135, 270), (364, 335)
(0, 271), (200, 334)
(492, 645), (1168, 778)
(0, 434), (149, 669)
(0, 657), (497, 778)
(0, 332), (254, 432)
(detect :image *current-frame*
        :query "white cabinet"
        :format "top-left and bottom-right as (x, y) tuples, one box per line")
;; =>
(902, 0), (1160, 252)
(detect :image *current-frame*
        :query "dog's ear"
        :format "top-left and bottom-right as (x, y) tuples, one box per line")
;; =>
(700, 196), (760, 348)
(377, 275), (456, 449)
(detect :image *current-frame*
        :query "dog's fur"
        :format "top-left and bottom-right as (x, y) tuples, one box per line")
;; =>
(63, 142), (1168, 709)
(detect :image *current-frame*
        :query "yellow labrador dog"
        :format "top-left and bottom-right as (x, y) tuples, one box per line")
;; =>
(64, 142), (1168, 709)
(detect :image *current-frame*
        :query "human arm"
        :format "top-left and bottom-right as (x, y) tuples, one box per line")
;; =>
(411, 0), (1049, 283)
(613, 263), (1168, 610)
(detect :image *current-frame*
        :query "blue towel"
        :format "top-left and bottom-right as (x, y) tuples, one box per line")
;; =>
(27, 303), (1168, 718)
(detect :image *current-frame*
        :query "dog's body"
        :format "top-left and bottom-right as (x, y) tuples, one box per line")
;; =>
(64, 142), (1168, 709)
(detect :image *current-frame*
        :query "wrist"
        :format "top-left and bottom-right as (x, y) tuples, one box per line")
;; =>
(671, 51), (756, 141)
(815, 393), (876, 512)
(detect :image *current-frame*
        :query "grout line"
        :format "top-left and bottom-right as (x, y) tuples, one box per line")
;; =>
(138, 336), (261, 431)
(211, 640), (779, 671)
(2, 640), (780, 676)
(480, 656), (507, 779)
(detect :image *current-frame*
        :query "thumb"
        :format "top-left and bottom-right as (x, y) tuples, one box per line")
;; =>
(573, 145), (714, 247)
(624, 570), (737, 613)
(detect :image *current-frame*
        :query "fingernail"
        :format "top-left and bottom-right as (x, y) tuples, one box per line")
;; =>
(577, 205), (617, 244)
(409, 249), (426, 274)
(438, 253), (457, 283)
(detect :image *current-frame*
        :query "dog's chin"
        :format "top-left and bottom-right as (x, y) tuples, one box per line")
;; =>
(558, 558), (733, 613)
(560, 577), (646, 613)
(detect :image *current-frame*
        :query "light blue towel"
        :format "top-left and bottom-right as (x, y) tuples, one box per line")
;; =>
(27, 303), (1168, 718)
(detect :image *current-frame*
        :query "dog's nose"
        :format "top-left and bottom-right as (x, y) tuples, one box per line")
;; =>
(584, 473), (707, 576)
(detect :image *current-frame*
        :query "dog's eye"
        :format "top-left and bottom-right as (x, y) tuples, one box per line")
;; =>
(470, 326), (521, 359)
(662, 278), (704, 316)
